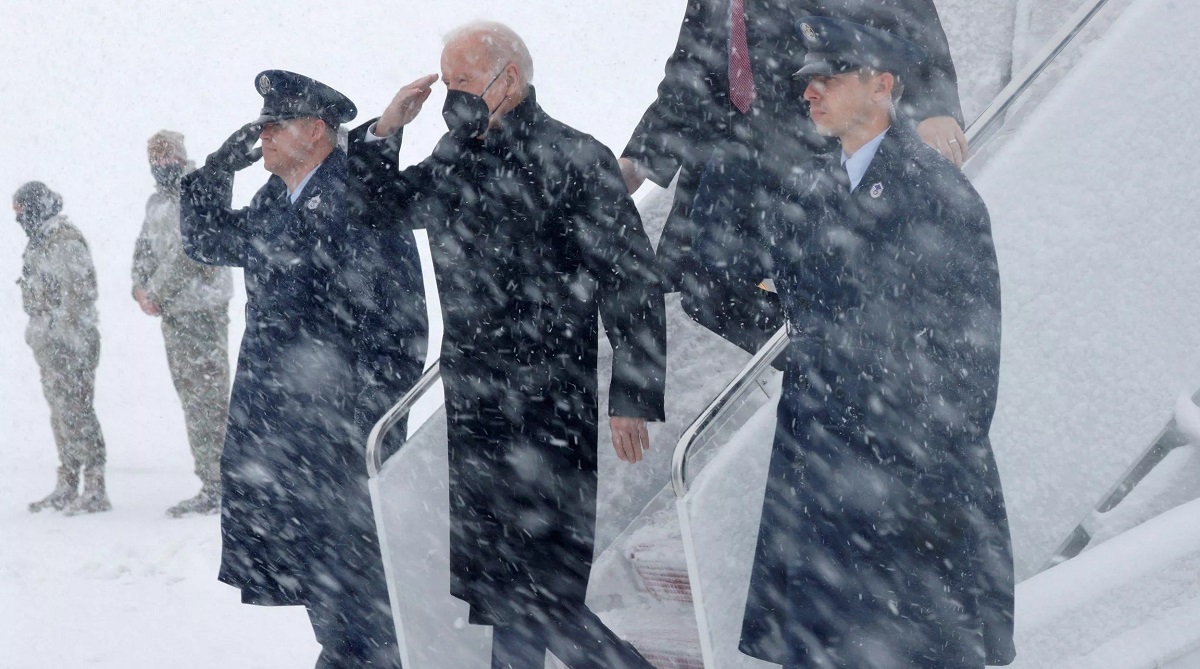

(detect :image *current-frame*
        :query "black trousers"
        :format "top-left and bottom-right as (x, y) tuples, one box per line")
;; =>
(307, 590), (401, 669)
(489, 604), (654, 669)
(305, 525), (402, 669)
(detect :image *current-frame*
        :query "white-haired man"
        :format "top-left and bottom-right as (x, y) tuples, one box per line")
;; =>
(350, 21), (665, 669)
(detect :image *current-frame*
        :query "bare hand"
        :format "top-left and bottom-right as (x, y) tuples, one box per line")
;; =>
(375, 74), (439, 138)
(618, 157), (647, 194)
(610, 416), (650, 464)
(134, 288), (160, 316)
(917, 115), (968, 167)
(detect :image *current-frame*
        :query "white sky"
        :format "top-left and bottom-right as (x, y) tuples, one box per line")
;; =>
(0, 0), (685, 221)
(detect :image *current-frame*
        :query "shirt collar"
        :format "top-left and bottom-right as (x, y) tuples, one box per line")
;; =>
(288, 164), (321, 204)
(840, 127), (889, 192)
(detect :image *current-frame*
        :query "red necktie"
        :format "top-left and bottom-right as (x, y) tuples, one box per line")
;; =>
(729, 0), (756, 114)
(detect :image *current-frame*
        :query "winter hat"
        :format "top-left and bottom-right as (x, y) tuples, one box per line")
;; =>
(148, 130), (187, 162)
(13, 181), (63, 222)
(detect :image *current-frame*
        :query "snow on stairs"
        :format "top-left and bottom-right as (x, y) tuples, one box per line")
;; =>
(618, 518), (704, 669)
(553, 510), (705, 669)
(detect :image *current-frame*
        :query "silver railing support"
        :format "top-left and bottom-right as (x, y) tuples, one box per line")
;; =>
(669, 0), (1123, 498)
(366, 360), (442, 478)
(671, 327), (787, 497)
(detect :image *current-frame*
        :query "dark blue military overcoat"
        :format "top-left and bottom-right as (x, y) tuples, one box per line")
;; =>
(180, 149), (425, 610)
(698, 126), (1015, 668)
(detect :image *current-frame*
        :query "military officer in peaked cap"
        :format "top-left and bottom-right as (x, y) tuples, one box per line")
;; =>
(730, 18), (1017, 669)
(180, 70), (427, 668)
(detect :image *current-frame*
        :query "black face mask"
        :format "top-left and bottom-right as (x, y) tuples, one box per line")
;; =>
(15, 208), (37, 236)
(152, 162), (185, 190)
(442, 69), (505, 140)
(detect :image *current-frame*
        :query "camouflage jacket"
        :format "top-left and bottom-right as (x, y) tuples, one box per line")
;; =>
(19, 215), (99, 348)
(131, 187), (232, 313)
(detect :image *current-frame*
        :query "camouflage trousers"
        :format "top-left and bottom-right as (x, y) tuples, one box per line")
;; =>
(161, 307), (230, 488)
(31, 329), (106, 471)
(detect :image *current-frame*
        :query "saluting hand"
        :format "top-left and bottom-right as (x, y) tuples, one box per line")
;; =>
(208, 122), (263, 173)
(375, 74), (439, 138)
(618, 158), (647, 194)
(611, 416), (651, 464)
(917, 115), (969, 167)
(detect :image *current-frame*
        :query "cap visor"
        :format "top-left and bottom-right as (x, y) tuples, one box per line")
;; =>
(253, 112), (314, 125)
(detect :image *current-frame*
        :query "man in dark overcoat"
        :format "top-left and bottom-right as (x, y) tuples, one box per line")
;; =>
(620, 0), (968, 356)
(181, 70), (426, 668)
(349, 21), (666, 669)
(723, 19), (1015, 669)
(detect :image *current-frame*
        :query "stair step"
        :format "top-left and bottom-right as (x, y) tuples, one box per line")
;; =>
(626, 517), (692, 604)
(597, 605), (704, 669)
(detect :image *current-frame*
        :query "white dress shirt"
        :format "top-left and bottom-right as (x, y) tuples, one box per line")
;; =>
(289, 165), (319, 204)
(840, 127), (889, 192)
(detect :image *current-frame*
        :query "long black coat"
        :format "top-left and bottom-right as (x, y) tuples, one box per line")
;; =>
(349, 90), (667, 624)
(623, 0), (963, 288)
(723, 126), (1015, 667)
(181, 150), (426, 610)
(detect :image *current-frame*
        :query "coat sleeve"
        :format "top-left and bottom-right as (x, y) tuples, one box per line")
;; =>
(622, 0), (727, 188)
(180, 165), (253, 268)
(146, 201), (216, 307)
(49, 237), (98, 331)
(910, 171), (1012, 664)
(130, 201), (157, 296)
(346, 120), (440, 232)
(347, 224), (430, 438)
(572, 140), (667, 421)
(888, 0), (965, 127)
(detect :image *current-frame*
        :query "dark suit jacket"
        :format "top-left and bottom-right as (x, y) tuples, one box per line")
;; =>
(624, 0), (963, 287)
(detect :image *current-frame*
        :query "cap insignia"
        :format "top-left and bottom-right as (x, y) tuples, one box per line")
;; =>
(257, 74), (272, 94)
(870, 182), (884, 198)
(801, 23), (818, 41)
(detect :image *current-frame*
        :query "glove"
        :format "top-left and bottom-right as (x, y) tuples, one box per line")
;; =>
(207, 122), (263, 172)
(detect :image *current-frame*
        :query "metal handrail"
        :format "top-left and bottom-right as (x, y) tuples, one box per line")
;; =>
(671, 327), (787, 497)
(669, 0), (1119, 498)
(366, 359), (442, 478)
(965, 0), (1116, 149)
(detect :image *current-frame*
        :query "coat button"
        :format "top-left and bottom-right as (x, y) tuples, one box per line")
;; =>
(834, 387), (845, 399)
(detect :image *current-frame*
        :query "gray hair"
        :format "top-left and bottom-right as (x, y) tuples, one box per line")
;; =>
(443, 20), (535, 88)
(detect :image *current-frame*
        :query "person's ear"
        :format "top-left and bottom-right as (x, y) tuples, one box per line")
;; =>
(876, 72), (895, 102)
(504, 62), (520, 91)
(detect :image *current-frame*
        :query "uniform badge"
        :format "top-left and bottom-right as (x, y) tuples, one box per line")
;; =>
(306, 195), (321, 210)
(869, 182), (884, 198)
(257, 74), (272, 94)
(801, 23), (817, 41)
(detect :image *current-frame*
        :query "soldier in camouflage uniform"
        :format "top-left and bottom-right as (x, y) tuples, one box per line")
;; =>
(132, 131), (233, 517)
(15, 181), (110, 515)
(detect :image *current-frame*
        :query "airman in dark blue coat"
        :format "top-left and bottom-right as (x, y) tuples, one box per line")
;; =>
(181, 70), (425, 668)
(701, 19), (1016, 668)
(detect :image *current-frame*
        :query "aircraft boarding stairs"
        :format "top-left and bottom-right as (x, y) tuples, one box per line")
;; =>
(367, 0), (1200, 665)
